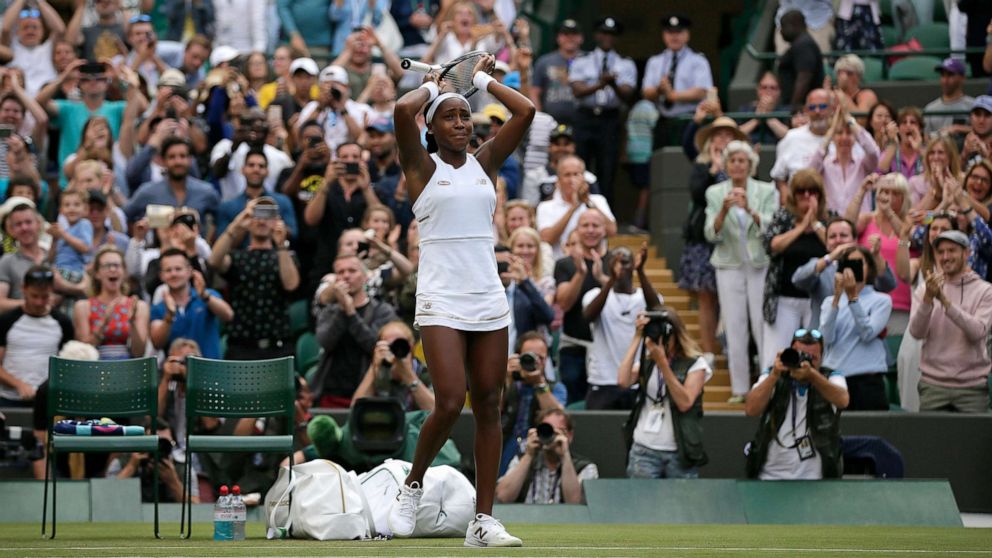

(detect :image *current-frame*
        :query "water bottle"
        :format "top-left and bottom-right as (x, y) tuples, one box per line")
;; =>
(231, 485), (247, 541)
(213, 485), (232, 541)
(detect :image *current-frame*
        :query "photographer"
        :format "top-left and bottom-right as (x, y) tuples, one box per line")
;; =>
(351, 321), (434, 412)
(295, 65), (372, 154)
(500, 331), (566, 475)
(155, 338), (206, 503)
(105, 419), (194, 504)
(619, 308), (710, 479)
(495, 408), (598, 504)
(744, 329), (849, 480)
(820, 246), (892, 411)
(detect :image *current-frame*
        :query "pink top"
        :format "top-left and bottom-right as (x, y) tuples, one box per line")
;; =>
(810, 126), (880, 215)
(860, 219), (911, 312)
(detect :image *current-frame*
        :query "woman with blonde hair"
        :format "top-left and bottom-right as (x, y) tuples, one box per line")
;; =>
(761, 169), (829, 370)
(909, 134), (963, 208)
(508, 226), (555, 303)
(73, 246), (149, 360)
(502, 200), (554, 279)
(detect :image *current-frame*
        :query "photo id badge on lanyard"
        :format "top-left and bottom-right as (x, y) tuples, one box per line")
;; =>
(643, 404), (665, 434)
(791, 387), (816, 461)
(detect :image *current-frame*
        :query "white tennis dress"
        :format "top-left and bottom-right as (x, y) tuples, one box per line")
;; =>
(412, 153), (510, 331)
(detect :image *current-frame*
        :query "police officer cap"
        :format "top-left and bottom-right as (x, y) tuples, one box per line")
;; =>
(595, 17), (623, 35)
(662, 14), (692, 31)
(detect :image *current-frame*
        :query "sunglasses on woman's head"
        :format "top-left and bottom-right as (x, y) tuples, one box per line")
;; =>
(794, 328), (822, 340)
(18, 9), (40, 19)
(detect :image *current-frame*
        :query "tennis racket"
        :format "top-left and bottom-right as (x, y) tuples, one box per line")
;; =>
(401, 50), (492, 98)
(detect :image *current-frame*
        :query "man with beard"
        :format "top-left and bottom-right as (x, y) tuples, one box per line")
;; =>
(777, 10), (824, 109)
(364, 117), (408, 229)
(125, 137), (219, 234)
(277, 120), (329, 290)
(211, 107), (293, 202)
(961, 96), (992, 167)
(521, 125), (599, 207)
(217, 149), (298, 240)
(770, 88), (837, 200)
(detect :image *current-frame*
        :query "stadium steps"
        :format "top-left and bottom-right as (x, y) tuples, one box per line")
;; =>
(610, 234), (742, 413)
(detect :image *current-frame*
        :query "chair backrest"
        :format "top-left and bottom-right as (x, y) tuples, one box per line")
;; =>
(47, 356), (159, 420)
(888, 56), (944, 80)
(185, 356), (295, 425)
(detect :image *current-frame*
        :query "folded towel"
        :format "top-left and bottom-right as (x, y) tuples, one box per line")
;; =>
(54, 419), (145, 436)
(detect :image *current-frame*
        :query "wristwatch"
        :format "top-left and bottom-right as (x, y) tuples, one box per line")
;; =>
(534, 383), (551, 394)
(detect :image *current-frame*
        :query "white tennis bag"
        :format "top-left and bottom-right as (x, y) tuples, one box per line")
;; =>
(264, 459), (374, 540)
(358, 459), (476, 538)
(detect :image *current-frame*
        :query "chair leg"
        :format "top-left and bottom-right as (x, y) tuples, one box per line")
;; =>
(181, 443), (192, 539)
(41, 440), (51, 537)
(153, 450), (160, 539)
(51, 451), (58, 540)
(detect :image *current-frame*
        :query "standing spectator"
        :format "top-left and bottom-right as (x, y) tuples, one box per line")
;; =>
(642, 15), (713, 147)
(738, 72), (790, 146)
(87, 190), (129, 253)
(530, 19), (583, 127)
(924, 58), (973, 137)
(521, 125), (598, 207)
(211, 107), (294, 202)
(420, 1), (504, 65)
(761, 169), (828, 371)
(364, 117), (407, 228)
(72, 246), (149, 360)
(770, 88), (836, 197)
(390, 0), (440, 56)
(277, 0), (332, 62)
(172, 35), (211, 88)
(908, 135), (962, 209)
(149, 248), (233, 359)
(961, 96), (992, 168)
(213, 0), (266, 54)
(830, 55), (878, 119)
(865, 101), (895, 151)
(311, 253), (398, 407)
(778, 10), (825, 109)
(820, 246), (892, 410)
(217, 149), (298, 240)
(257, 47), (299, 109)
(162, 0), (214, 41)
(297, 65), (373, 154)
(834, 0), (883, 51)
(909, 230), (992, 413)
(536, 155), (616, 260)
(124, 137), (219, 230)
(2, 0), (63, 96)
(582, 244), (662, 410)
(277, 120), (329, 286)
(0, 74), (49, 184)
(879, 106), (924, 180)
(568, 17), (636, 204)
(331, 28), (405, 95)
(208, 198), (300, 360)
(774, 0), (835, 55)
(704, 141), (777, 403)
(66, 0), (125, 62)
(810, 110), (880, 215)
(266, 56), (320, 124)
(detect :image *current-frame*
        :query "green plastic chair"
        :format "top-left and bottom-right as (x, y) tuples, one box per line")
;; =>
(881, 25), (900, 48)
(42, 356), (160, 539)
(295, 332), (322, 375)
(288, 299), (312, 339)
(181, 356), (295, 538)
(888, 55), (944, 80)
(905, 23), (950, 49)
(863, 57), (884, 83)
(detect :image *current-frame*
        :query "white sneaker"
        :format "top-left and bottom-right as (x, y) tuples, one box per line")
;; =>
(464, 513), (522, 547)
(387, 481), (422, 538)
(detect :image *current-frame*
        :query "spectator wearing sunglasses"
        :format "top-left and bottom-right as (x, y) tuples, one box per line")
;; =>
(744, 328), (849, 480)
(1, 0), (64, 96)
(770, 88), (839, 201)
(66, 0), (125, 62)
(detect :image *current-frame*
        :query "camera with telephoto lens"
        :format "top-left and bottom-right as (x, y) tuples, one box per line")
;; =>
(512, 351), (541, 381)
(331, 87), (343, 102)
(0, 413), (40, 468)
(642, 310), (674, 345)
(388, 338), (410, 360)
(780, 347), (814, 371)
(536, 422), (556, 447)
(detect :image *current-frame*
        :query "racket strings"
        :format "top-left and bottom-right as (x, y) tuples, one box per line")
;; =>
(442, 54), (485, 94)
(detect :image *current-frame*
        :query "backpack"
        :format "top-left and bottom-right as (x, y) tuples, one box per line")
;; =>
(264, 459), (374, 540)
(358, 459), (476, 538)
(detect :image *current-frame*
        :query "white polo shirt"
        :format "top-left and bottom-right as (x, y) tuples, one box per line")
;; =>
(536, 190), (615, 260)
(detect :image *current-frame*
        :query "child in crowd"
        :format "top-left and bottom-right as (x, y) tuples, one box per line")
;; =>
(49, 189), (94, 285)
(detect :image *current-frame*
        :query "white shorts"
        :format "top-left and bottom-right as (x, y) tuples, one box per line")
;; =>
(414, 291), (511, 332)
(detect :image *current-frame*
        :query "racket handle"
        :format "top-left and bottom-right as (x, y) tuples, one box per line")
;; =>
(402, 59), (437, 73)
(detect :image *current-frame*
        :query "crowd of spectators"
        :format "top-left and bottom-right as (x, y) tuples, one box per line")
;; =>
(0, 0), (990, 503)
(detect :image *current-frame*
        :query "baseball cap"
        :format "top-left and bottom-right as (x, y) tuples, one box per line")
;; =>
(661, 14), (692, 31)
(935, 230), (969, 250)
(549, 124), (574, 141)
(86, 189), (108, 207)
(483, 103), (509, 123)
(493, 60), (512, 75)
(972, 95), (992, 114)
(0, 196), (34, 222)
(558, 19), (581, 34)
(209, 45), (239, 67)
(289, 57), (319, 76)
(158, 68), (186, 89)
(934, 57), (966, 76)
(319, 65), (349, 85)
(365, 116), (394, 134)
(595, 17), (623, 35)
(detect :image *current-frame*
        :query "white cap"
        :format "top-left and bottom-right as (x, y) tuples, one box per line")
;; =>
(493, 61), (511, 75)
(289, 57), (319, 76)
(209, 45), (239, 67)
(319, 64), (349, 85)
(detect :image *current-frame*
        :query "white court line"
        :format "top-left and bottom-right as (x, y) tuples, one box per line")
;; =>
(9, 547), (992, 555)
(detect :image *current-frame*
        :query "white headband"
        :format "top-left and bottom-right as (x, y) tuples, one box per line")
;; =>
(426, 92), (471, 123)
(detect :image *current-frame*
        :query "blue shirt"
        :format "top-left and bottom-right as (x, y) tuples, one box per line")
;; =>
(150, 288), (223, 359)
(568, 48), (637, 110)
(642, 47), (713, 117)
(215, 191), (299, 240)
(123, 178), (220, 233)
(820, 286), (892, 377)
(53, 219), (93, 272)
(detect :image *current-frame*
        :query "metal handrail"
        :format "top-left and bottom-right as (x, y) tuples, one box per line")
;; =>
(745, 44), (988, 62)
(679, 108), (973, 122)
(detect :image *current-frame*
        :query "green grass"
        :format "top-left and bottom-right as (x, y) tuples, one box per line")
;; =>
(1, 523), (991, 557)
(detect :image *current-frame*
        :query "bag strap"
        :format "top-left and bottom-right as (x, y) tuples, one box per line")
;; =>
(348, 469), (378, 539)
(266, 466), (300, 539)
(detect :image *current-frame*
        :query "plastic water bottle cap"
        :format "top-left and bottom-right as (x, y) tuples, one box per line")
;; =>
(219, 485), (229, 495)
(232, 485), (241, 495)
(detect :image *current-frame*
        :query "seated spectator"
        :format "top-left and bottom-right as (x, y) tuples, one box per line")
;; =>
(2, 0), (63, 96)
(150, 248), (233, 359)
(553, 212), (609, 404)
(830, 55), (878, 121)
(810, 109), (879, 215)
(924, 58), (973, 138)
(833, 0), (883, 51)
(961, 96), (992, 168)
(879, 106), (924, 180)
(209, 198), (299, 360)
(521, 124), (598, 207)
(619, 308), (710, 479)
(211, 107), (294, 202)
(500, 202), (554, 275)
(745, 328), (850, 480)
(311, 253), (398, 408)
(777, 10), (825, 109)
(499, 331), (566, 474)
(124, 137), (219, 232)
(73, 246), (149, 361)
(216, 149), (298, 240)
(909, 230), (992, 413)
(820, 246), (892, 411)
(582, 244), (662, 410)
(792, 216), (897, 328)
(770, 88), (836, 198)
(537, 155), (616, 260)
(351, 320), (434, 411)
(738, 71), (789, 145)
(761, 169), (828, 371)
(495, 408), (598, 504)
(0, 86), (47, 193)
(704, 141), (777, 402)
(296, 65), (372, 155)
(495, 244), (554, 353)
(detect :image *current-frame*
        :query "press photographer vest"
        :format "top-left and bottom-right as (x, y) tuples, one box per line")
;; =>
(745, 370), (842, 479)
(515, 451), (594, 504)
(623, 356), (708, 468)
